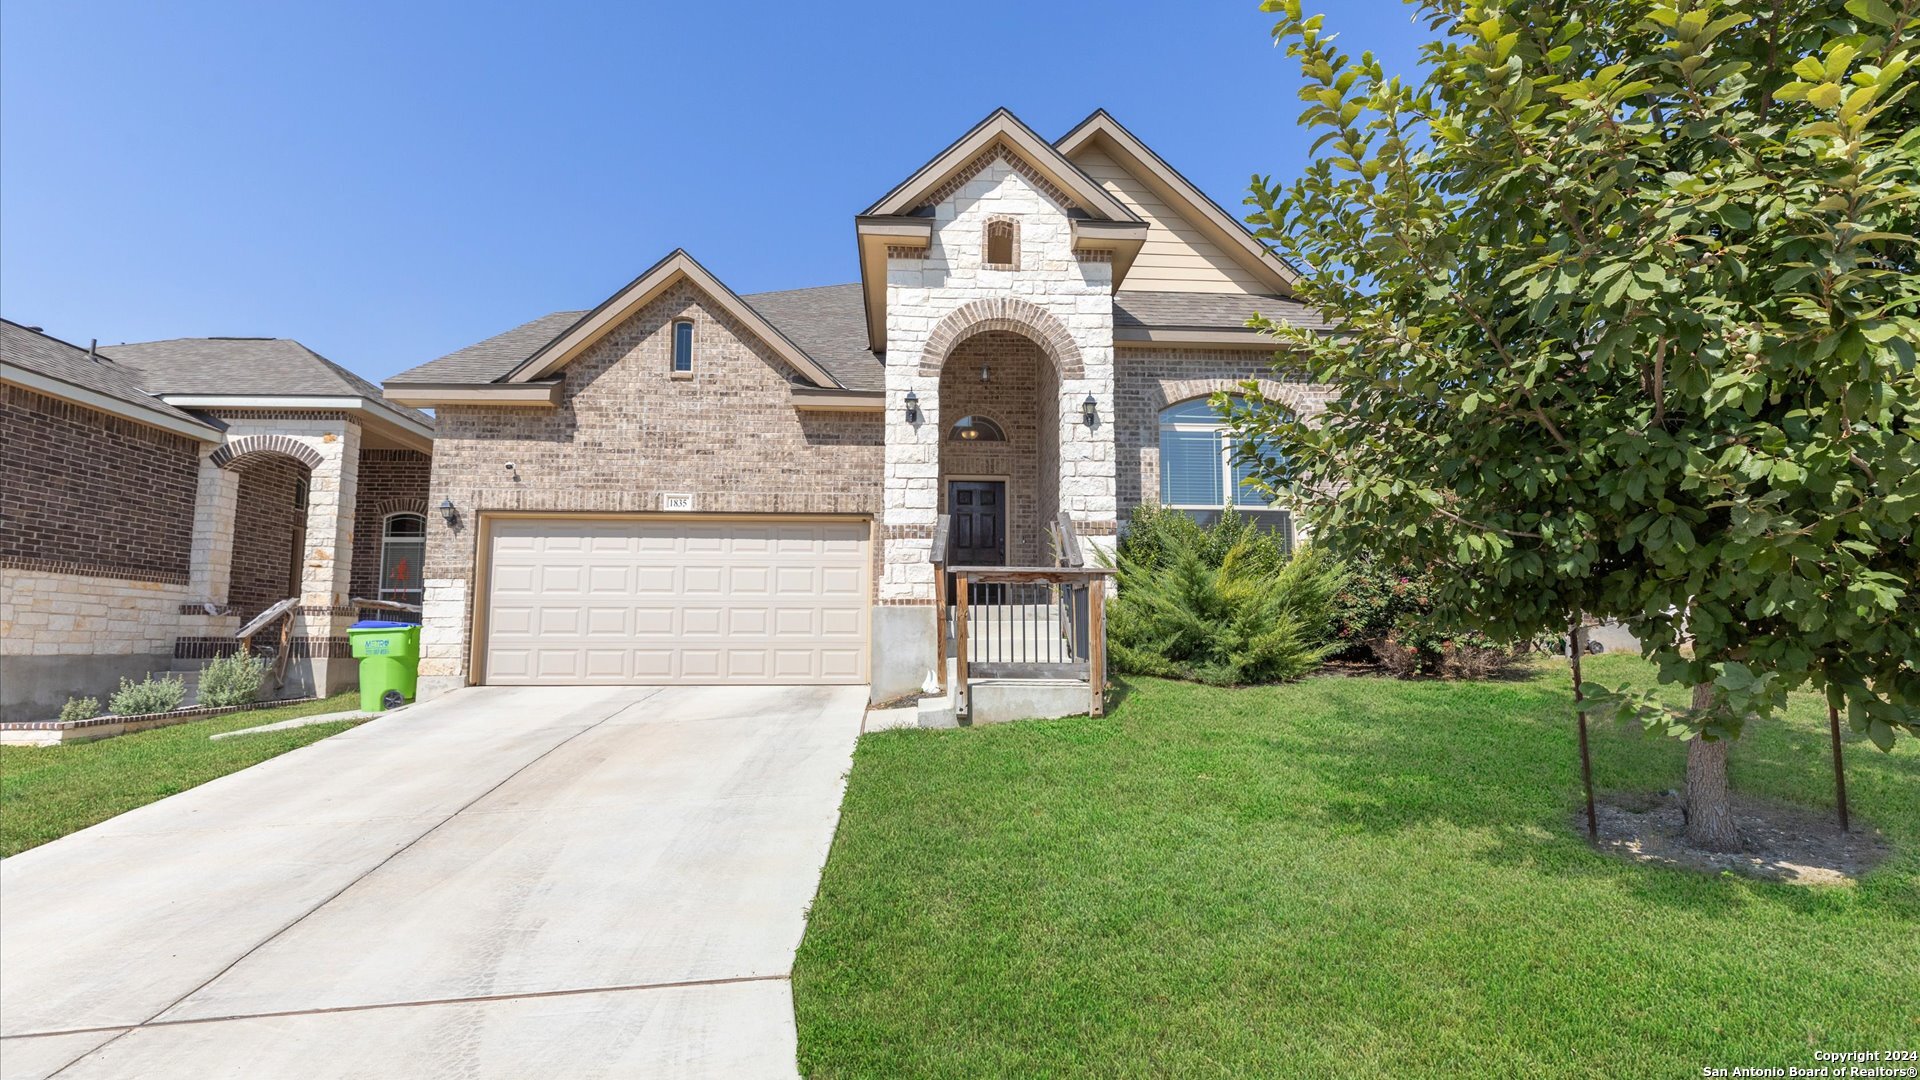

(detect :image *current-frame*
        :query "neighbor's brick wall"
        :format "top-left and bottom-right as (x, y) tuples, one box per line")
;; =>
(419, 280), (884, 684)
(225, 456), (308, 620)
(937, 332), (1052, 565)
(349, 448), (431, 603)
(1113, 347), (1334, 516)
(0, 385), (200, 582)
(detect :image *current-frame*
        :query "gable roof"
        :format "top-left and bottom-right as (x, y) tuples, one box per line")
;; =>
(862, 108), (1141, 222)
(102, 336), (433, 429)
(1056, 110), (1300, 293)
(0, 319), (222, 440)
(388, 282), (885, 394)
(504, 250), (843, 389)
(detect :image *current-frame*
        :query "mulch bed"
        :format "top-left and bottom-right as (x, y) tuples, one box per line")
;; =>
(1581, 791), (1892, 885)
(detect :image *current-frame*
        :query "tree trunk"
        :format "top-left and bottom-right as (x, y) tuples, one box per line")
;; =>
(1684, 683), (1741, 851)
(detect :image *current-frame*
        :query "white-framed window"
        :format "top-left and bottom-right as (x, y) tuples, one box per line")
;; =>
(671, 319), (694, 373)
(1158, 397), (1274, 509)
(379, 512), (426, 603)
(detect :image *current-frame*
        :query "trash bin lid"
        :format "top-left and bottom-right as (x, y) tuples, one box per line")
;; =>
(350, 620), (414, 630)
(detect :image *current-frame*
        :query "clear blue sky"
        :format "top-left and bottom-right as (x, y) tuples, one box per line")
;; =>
(1, 1), (1430, 384)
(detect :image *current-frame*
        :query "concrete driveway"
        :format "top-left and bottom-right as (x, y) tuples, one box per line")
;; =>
(0, 683), (866, 1080)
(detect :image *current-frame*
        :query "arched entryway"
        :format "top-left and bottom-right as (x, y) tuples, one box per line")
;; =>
(212, 437), (325, 622)
(920, 298), (1081, 570)
(937, 331), (1058, 566)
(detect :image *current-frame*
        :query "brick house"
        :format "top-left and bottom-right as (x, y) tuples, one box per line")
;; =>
(386, 109), (1334, 713)
(0, 322), (433, 719)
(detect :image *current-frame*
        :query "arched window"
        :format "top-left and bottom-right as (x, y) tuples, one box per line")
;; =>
(1158, 396), (1275, 509)
(984, 219), (1017, 269)
(380, 512), (426, 604)
(947, 415), (1007, 442)
(671, 319), (695, 373)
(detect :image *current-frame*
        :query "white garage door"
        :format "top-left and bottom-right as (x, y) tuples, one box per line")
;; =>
(483, 517), (869, 685)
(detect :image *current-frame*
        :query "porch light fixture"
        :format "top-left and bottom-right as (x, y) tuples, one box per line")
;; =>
(980, 363), (991, 383)
(903, 390), (920, 424)
(1082, 394), (1099, 426)
(438, 497), (459, 526)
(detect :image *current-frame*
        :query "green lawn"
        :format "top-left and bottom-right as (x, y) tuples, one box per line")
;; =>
(794, 656), (1919, 1079)
(0, 693), (364, 857)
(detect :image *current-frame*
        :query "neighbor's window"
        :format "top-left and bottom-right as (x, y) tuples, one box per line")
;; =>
(672, 319), (694, 373)
(985, 219), (1016, 268)
(1158, 397), (1275, 509)
(380, 512), (426, 603)
(947, 415), (1007, 442)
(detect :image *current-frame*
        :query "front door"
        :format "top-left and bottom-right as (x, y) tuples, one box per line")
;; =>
(947, 481), (1007, 566)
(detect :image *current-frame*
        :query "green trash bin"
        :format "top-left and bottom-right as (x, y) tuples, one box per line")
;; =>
(347, 620), (420, 713)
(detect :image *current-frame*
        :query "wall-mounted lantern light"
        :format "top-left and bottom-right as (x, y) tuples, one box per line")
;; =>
(438, 497), (459, 527)
(904, 390), (921, 424)
(980, 364), (991, 383)
(1082, 394), (1099, 427)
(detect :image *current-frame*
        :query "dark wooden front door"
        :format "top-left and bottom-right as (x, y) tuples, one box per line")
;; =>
(948, 481), (1007, 566)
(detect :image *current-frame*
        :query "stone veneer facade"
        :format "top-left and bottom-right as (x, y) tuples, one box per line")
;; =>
(408, 150), (1341, 704)
(880, 150), (1119, 608)
(415, 280), (884, 697)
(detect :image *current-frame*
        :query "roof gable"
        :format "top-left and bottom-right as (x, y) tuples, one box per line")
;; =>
(862, 108), (1140, 223)
(1056, 110), (1299, 294)
(506, 250), (841, 389)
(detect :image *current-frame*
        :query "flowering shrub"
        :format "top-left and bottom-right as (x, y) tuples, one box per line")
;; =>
(1331, 559), (1520, 678)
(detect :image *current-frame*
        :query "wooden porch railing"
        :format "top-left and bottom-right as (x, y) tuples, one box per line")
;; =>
(951, 567), (1113, 719)
(235, 596), (299, 688)
(933, 512), (1111, 719)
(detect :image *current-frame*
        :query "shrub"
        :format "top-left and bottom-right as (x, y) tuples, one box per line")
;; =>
(1116, 504), (1293, 577)
(1107, 507), (1346, 686)
(1328, 558), (1438, 659)
(108, 673), (186, 716)
(58, 696), (102, 723)
(199, 648), (266, 708)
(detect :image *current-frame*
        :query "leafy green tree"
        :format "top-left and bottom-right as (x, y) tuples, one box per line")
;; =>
(1231, 0), (1919, 848)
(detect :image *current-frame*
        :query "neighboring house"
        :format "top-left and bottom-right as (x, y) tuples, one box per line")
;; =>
(0, 321), (434, 719)
(387, 109), (1334, 707)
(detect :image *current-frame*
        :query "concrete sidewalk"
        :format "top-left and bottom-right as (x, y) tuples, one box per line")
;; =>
(0, 683), (866, 1079)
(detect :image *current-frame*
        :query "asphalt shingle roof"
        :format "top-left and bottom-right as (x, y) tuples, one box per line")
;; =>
(101, 337), (433, 427)
(0, 320), (218, 432)
(384, 310), (588, 387)
(1112, 291), (1333, 333)
(741, 284), (882, 391)
(389, 287), (1331, 393)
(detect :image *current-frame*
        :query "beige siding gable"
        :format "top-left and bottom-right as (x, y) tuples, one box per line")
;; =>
(1069, 146), (1268, 295)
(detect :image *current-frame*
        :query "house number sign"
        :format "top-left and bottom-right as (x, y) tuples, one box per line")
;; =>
(662, 493), (695, 512)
